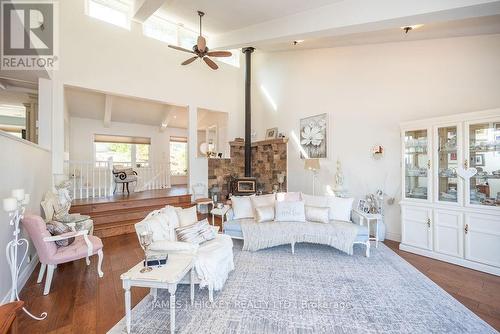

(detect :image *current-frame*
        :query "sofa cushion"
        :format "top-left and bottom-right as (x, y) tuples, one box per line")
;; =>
(255, 205), (275, 223)
(176, 219), (216, 244)
(231, 195), (255, 219)
(175, 206), (198, 227)
(251, 194), (275, 209)
(275, 201), (306, 222)
(276, 192), (302, 202)
(327, 197), (354, 222)
(305, 206), (329, 224)
(149, 240), (198, 253)
(302, 194), (330, 208)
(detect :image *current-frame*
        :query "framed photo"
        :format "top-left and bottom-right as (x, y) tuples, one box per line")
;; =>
(471, 154), (485, 166)
(450, 152), (457, 161)
(357, 199), (367, 212)
(265, 128), (278, 139)
(300, 113), (328, 159)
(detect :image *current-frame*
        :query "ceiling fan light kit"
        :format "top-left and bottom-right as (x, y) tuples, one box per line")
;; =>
(168, 11), (232, 70)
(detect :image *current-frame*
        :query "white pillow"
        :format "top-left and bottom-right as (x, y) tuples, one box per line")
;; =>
(327, 197), (354, 222)
(275, 201), (305, 222)
(231, 195), (255, 219)
(276, 192), (302, 202)
(302, 194), (329, 207)
(255, 205), (275, 223)
(175, 219), (216, 244)
(175, 206), (198, 227)
(305, 206), (330, 224)
(139, 214), (172, 242)
(251, 194), (275, 209)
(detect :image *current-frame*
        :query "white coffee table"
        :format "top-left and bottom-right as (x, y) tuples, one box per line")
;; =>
(120, 254), (195, 334)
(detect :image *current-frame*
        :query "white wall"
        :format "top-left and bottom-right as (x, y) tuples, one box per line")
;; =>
(52, 0), (244, 189)
(252, 34), (500, 241)
(0, 134), (51, 303)
(69, 117), (188, 184)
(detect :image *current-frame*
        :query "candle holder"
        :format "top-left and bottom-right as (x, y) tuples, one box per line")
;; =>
(139, 231), (153, 273)
(3, 191), (47, 321)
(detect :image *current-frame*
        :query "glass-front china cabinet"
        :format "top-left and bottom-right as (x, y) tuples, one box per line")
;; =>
(467, 122), (500, 207)
(404, 129), (430, 200)
(400, 110), (500, 276)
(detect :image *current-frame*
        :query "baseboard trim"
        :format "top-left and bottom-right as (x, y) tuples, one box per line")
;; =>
(385, 232), (401, 242)
(1, 254), (39, 305)
(399, 243), (500, 276)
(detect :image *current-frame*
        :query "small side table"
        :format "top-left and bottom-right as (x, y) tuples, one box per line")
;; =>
(210, 205), (230, 230)
(120, 254), (195, 334)
(354, 210), (383, 248)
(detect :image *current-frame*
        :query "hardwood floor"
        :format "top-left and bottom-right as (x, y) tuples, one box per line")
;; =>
(18, 234), (500, 333)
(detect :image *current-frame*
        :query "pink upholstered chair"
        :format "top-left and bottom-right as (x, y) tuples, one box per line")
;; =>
(22, 215), (104, 295)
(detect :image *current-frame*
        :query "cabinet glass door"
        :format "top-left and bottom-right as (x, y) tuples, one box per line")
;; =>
(437, 126), (458, 203)
(468, 122), (500, 207)
(404, 129), (429, 200)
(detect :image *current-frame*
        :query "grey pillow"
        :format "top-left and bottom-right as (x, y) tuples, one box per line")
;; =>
(46, 221), (75, 247)
(175, 219), (216, 244)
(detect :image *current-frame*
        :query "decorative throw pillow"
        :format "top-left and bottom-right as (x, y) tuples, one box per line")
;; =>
(231, 195), (254, 219)
(175, 219), (216, 244)
(251, 194), (275, 209)
(275, 201), (306, 222)
(175, 206), (198, 227)
(46, 221), (75, 247)
(255, 205), (275, 223)
(327, 197), (354, 222)
(305, 206), (330, 224)
(302, 194), (329, 208)
(276, 192), (302, 202)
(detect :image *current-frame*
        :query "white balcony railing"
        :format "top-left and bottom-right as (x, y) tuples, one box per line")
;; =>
(64, 160), (171, 200)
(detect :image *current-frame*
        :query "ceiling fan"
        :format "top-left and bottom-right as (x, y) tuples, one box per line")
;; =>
(168, 11), (232, 70)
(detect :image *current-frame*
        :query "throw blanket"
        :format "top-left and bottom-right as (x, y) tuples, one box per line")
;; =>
(240, 221), (360, 255)
(194, 235), (235, 291)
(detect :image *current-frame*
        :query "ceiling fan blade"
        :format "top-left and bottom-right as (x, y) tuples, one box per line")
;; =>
(197, 36), (206, 52)
(206, 51), (232, 57)
(181, 56), (198, 65)
(203, 57), (218, 70)
(168, 45), (194, 54)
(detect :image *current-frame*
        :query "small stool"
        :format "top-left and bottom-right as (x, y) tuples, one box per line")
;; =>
(194, 198), (214, 215)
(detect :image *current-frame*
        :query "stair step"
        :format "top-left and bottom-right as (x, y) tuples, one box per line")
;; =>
(94, 219), (138, 238)
(91, 204), (167, 225)
(71, 194), (192, 214)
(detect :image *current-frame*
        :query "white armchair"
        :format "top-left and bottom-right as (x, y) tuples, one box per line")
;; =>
(134, 206), (234, 302)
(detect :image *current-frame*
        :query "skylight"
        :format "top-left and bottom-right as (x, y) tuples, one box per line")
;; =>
(87, 0), (132, 30)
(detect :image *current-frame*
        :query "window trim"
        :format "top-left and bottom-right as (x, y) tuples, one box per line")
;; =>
(86, 0), (132, 30)
(93, 134), (151, 167)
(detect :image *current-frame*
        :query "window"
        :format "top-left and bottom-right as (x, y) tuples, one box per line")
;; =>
(94, 135), (150, 167)
(170, 137), (188, 176)
(87, 0), (132, 29)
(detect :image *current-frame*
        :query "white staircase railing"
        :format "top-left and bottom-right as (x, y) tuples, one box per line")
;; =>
(64, 160), (171, 199)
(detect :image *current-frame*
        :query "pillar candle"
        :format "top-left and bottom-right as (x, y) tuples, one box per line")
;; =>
(11, 189), (25, 201)
(3, 197), (18, 212)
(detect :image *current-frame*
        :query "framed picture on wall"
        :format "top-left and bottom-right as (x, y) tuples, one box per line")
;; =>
(299, 113), (328, 159)
(265, 128), (278, 139)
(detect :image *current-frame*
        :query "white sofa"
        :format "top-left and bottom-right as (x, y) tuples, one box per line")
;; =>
(134, 206), (234, 302)
(223, 193), (371, 257)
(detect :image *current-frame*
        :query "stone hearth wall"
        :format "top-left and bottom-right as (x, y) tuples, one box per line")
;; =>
(208, 138), (288, 200)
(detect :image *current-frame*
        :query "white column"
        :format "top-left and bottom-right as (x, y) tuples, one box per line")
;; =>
(51, 78), (65, 177)
(188, 105), (208, 196)
(38, 78), (52, 150)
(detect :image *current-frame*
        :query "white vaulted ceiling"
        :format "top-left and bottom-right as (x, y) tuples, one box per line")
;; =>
(150, 0), (500, 51)
(65, 86), (189, 129)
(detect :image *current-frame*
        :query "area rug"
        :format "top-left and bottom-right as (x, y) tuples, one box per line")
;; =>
(108, 241), (497, 334)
